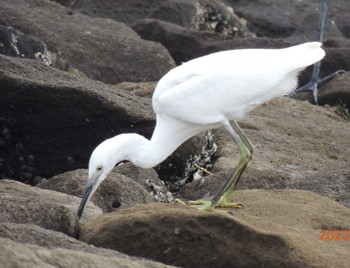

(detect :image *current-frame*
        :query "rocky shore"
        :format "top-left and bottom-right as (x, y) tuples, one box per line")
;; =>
(1, 0), (349, 267)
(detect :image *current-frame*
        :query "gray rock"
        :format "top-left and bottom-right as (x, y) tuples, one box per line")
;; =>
(0, 236), (174, 268)
(37, 169), (155, 215)
(115, 81), (158, 98)
(115, 162), (171, 203)
(132, 18), (230, 64)
(0, 21), (51, 65)
(318, 71), (350, 109)
(0, 54), (154, 180)
(0, 0), (175, 84)
(224, 0), (346, 42)
(0, 180), (101, 237)
(72, 0), (252, 37)
(0, 222), (174, 268)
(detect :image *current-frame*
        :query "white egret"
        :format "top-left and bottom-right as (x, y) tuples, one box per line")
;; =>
(77, 42), (325, 218)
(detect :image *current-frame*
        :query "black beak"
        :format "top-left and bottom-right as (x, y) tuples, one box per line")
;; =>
(77, 183), (94, 219)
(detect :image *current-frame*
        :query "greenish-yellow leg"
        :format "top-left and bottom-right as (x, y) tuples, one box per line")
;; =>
(176, 119), (253, 214)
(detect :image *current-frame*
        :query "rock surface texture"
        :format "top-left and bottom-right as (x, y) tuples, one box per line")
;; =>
(0, 0), (349, 267)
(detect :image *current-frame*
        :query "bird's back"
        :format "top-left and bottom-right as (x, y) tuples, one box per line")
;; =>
(153, 42), (325, 125)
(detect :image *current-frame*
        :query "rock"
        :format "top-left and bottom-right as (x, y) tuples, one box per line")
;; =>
(318, 71), (350, 109)
(177, 97), (350, 208)
(132, 18), (293, 68)
(132, 18), (349, 83)
(0, 21), (51, 65)
(132, 19), (230, 64)
(0, 53), (210, 186)
(0, 54), (154, 181)
(0, 179), (101, 237)
(224, 0), (346, 42)
(0, 222), (115, 255)
(0, 1), (349, 267)
(37, 169), (155, 215)
(80, 190), (350, 268)
(115, 162), (171, 203)
(115, 81), (158, 98)
(133, 18), (349, 85)
(285, 163), (350, 207)
(294, 45), (350, 96)
(37, 169), (88, 199)
(328, 0), (350, 38)
(324, 38), (350, 48)
(72, 0), (252, 37)
(0, 222), (175, 267)
(0, 233), (173, 267)
(0, 237), (172, 267)
(52, 0), (76, 7)
(73, 0), (200, 27)
(0, 0), (175, 84)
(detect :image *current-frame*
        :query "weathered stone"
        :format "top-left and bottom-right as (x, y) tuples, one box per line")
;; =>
(0, 54), (154, 180)
(115, 162), (171, 203)
(132, 19), (230, 64)
(80, 190), (350, 268)
(0, 231), (174, 267)
(177, 97), (350, 208)
(0, 180), (101, 237)
(317, 71), (350, 109)
(72, 0), (252, 37)
(224, 0), (346, 41)
(37, 169), (155, 216)
(0, 0), (175, 84)
(115, 81), (158, 98)
(0, 21), (51, 65)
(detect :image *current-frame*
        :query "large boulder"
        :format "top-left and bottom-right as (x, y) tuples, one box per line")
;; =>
(0, 222), (174, 267)
(318, 71), (350, 109)
(0, 0), (175, 84)
(0, 20), (51, 64)
(0, 54), (154, 181)
(80, 190), (350, 268)
(71, 0), (252, 37)
(0, 179), (101, 237)
(37, 167), (166, 216)
(224, 0), (348, 41)
(177, 97), (350, 209)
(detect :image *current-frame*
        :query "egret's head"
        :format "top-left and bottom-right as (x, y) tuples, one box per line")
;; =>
(77, 136), (128, 219)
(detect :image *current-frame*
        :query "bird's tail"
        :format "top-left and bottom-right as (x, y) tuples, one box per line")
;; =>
(285, 42), (325, 69)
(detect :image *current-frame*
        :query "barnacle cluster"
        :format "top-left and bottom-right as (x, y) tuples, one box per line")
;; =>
(168, 131), (217, 192)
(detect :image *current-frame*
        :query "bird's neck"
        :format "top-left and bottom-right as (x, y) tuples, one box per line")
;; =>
(127, 114), (206, 168)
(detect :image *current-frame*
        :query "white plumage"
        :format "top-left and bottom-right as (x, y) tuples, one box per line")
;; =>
(78, 42), (325, 218)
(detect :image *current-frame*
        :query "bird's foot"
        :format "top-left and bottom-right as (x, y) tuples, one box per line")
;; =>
(175, 198), (244, 215)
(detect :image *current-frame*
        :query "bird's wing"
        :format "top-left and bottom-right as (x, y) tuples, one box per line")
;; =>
(153, 43), (325, 125)
(153, 51), (283, 124)
(153, 65), (273, 125)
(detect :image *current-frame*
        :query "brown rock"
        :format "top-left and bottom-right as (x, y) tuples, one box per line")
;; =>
(178, 97), (350, 208)
(0, 180), (101, 237)
(80, 190), (350, 268)
(37, 169), (155, 215)
(115, 82), (158, 98)
(115, 162), (170, 203)
(0, 236), (174, 268)
(0, 222), (175, 268)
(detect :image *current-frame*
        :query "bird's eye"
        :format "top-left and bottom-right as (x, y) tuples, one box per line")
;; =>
(96, 166), (103, 172)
